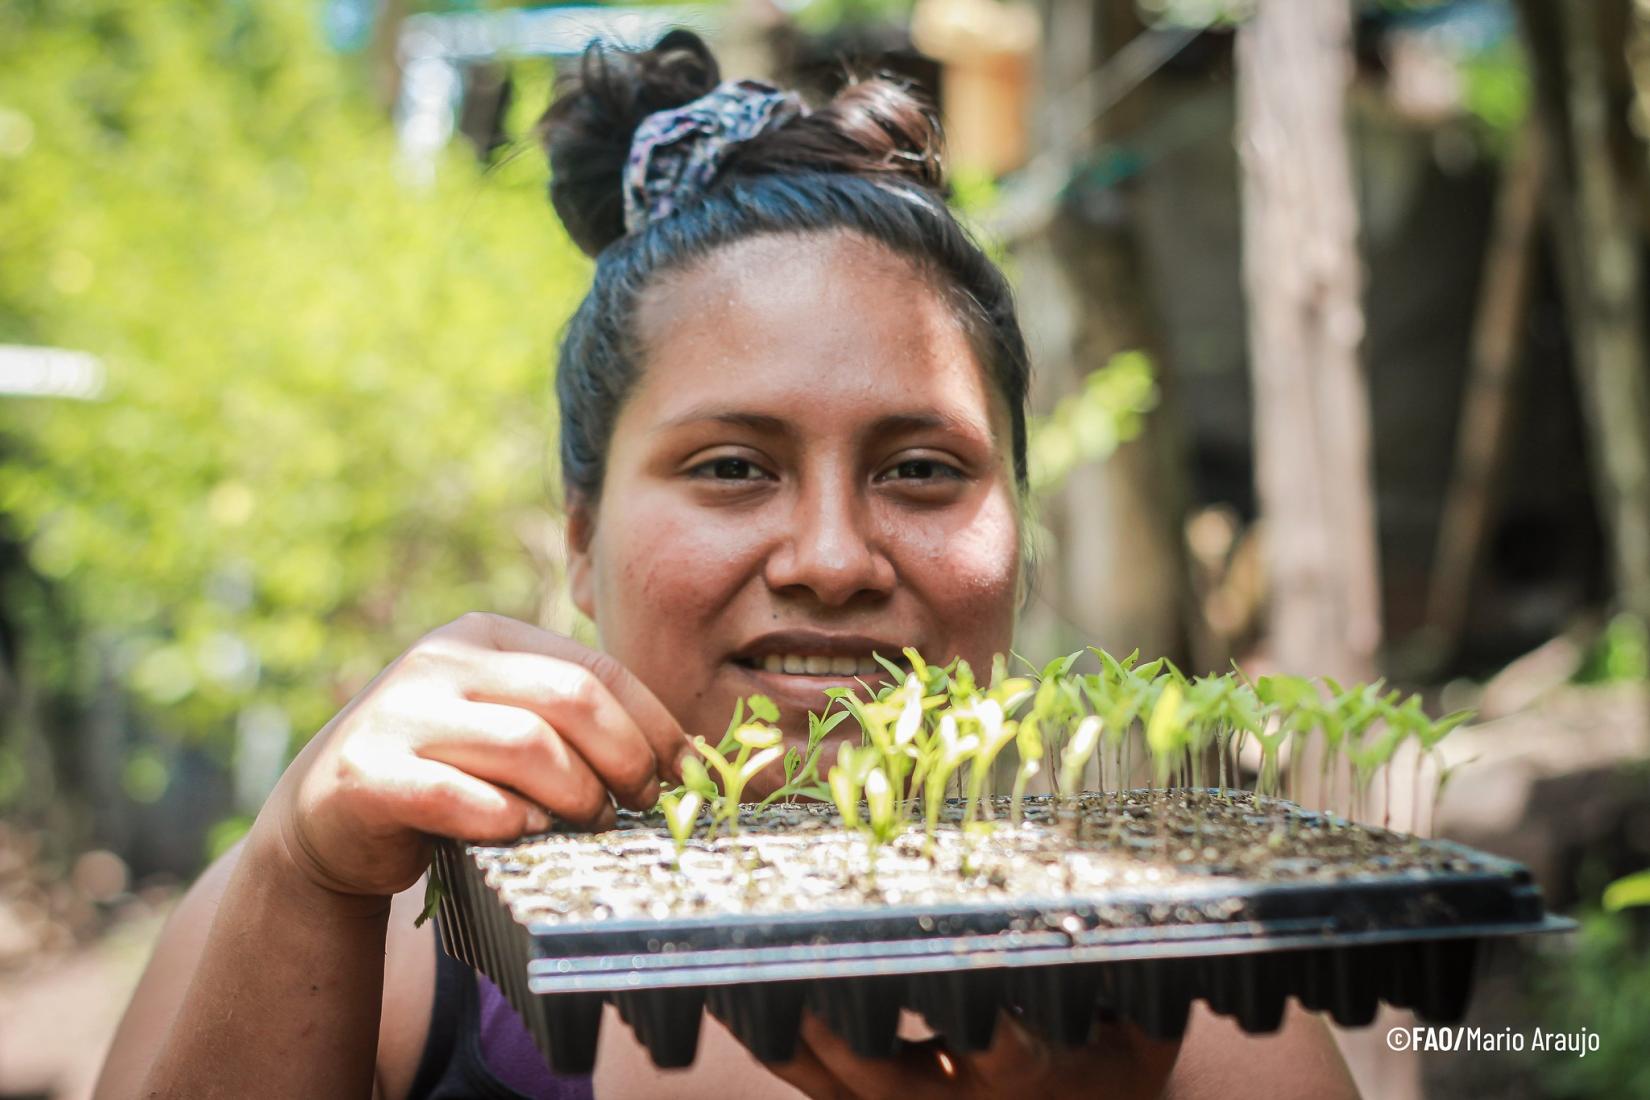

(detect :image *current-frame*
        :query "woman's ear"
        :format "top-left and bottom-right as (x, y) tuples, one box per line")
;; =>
(565, 493), (598, 622)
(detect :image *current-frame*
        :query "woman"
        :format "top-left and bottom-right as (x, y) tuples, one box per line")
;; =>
(95, 33), (1359, 1100)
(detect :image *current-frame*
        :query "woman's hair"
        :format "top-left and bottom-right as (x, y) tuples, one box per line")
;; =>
(540, 29), (1031, 510)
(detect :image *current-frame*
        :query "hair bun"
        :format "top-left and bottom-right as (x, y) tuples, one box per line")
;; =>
(541, 33), (949, 255)
(540, 30), (722, 256)
(731, 77), (946, 195)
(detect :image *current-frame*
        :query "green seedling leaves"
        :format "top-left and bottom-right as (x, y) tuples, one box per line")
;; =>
(1011, 712), (1045, 823)
(733, 723), (782, 750)
(1421, 708), (1475, 750)
(738, 746), (784, 785)
(1042, 650), (1083, 681)
(871, 652), (907, 682)
(642, 643), (1480, 866)
(415, 869), (446, 929)
(830, 743), (866, 830)
(894, 678), (924, 747)
(864, 766), (900, 841)
(1603, 869), (1650, 911)
(680, 755), (717, 799)
(1060, 715), (1103, 796)
(660, 791), (702, 855)
(1146, 681), (1187, 784)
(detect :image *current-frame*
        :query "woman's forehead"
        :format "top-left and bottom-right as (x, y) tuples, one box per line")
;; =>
(627, 230), (1005, 436)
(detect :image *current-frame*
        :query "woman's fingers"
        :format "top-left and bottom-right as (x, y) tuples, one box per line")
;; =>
(451, 612), (690, 784)
(761, 1030), (852, 1100)
(962, 1013), (1180, 1099)
(412, 699), (617, 826)
(959, 1009), (1052, 1085)
(762, 1010), (1183, 1100)
(371, 755), (558, 840)
(450, 653), (663, 810)
(773, 1013), (952, 1100)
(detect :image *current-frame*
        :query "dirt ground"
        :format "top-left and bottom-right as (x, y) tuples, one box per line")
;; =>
(0, 905), (168, 1100)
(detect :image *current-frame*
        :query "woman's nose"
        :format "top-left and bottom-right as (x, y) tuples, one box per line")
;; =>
(763, 475), (895, 607)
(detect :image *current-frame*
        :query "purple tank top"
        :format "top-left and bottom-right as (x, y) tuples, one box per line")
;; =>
(407, 925), (594, 1100)
(476, 971), (596, 1100)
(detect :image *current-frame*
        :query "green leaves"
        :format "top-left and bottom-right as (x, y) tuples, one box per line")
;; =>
(686, 697), (788, 834)
(0, 1), (587, 766)
(1060, 715), (1103, 797)
(654, 648), (1474, 856)
(1145, 682), (1187, 787)
(747, 695), (781, 724)
(659, 791), (702, 858)
(1604, 869), (1650, 911)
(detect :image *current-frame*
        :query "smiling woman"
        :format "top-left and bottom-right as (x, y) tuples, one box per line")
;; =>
(575, 230), (1022, 769)
(92, 29), (1357, 1100)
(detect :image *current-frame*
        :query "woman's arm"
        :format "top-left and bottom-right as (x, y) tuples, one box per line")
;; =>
(93, 612), (688, 1100)
(95, 829), (392, 1100)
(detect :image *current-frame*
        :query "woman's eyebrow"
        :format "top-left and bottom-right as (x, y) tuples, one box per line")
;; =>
(655, 405), (994, 444)
(654, 406), (788, 435)
(869, 410), (995, 445)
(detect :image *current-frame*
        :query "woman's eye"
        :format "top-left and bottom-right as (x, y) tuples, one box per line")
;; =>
(692, 456), (768, 481)
(883, 458), (962, 482)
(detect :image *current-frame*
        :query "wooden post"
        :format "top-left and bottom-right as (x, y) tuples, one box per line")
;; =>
(1235, 0), (1381, 685)
(1425, 124), (1547, 659)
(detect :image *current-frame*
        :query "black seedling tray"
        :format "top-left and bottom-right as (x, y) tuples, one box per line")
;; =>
(432, 795), (1571, 1073)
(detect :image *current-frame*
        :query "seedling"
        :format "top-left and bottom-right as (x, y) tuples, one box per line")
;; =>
(648, 648), (1473, 872)
(659, 791), (702, 864)
(690, 700), (784, 835)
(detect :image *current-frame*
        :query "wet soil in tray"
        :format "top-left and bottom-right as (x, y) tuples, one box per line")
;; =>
(434, 791), (1566, 1072)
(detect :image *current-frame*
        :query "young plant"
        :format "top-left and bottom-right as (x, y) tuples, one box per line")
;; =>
(1010, 712), (1043, 824)
(1144, 680), (1187, 789)
(924, 713), (979, 843)
(757, 705), (848, 808)
(691, 703), (784, 835)
(963, 698), (1016, 822)
(863, 766), (901, 843)
(659, 791), (702, 864)
(829, 742), (870, 834)
(1059, 715), (1103, 800)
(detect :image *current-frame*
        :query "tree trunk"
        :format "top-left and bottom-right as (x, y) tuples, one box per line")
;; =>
(1425, 124), (1547, 662)
(1520, 0), (1650, 626)
(1235, 0), (1381, 685)
(1009, 0), (1191, 669)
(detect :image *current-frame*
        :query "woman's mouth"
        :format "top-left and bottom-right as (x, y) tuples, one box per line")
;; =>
(732, 653), (895, 677)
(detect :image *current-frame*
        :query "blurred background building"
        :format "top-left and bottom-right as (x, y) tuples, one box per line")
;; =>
(2, 1), (1648, 1097)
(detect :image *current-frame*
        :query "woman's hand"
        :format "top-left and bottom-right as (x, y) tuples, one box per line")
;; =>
(767, 1011), (1180, 1100)
(253, 611), (689, 900)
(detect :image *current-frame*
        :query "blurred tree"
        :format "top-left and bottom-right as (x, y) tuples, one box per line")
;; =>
(0, 1), (586, 840)
(1517, 0), (1650, 630)
(1236, 0), (1382, 686)
(1007, 0), (1194, 672)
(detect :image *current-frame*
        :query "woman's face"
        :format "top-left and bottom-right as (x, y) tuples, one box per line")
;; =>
(567, 229), (1021, 763)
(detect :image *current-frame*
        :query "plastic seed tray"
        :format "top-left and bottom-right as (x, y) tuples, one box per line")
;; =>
(432, 792), (1571, 1073)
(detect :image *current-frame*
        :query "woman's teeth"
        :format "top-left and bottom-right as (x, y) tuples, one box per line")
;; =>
(759, 654), (886, 676)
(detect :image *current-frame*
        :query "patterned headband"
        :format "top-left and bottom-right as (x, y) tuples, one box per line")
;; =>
(622, 79), (807, 234)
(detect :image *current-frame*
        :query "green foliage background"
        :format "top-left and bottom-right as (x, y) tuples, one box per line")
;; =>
(0, 0), (1146, 833)
(0, 0), (588, 806)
